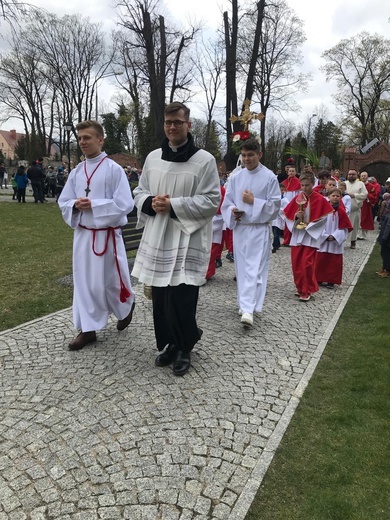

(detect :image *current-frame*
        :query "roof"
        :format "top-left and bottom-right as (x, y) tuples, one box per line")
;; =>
(0, 130), (24, 148)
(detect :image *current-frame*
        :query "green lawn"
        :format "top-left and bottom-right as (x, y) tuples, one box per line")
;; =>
(246, 245), (390, 519)
(0, 202), (74, 330)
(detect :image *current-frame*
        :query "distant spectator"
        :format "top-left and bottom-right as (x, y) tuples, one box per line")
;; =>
(27, 161), (45, 203)
(11, 172), (17, 200)
(56, 167), (66, 201)
(0, 163), (7, 189)
(318, 150), (331, 169)
(15, 165), (29, 203)
(47, 166), (57, 198)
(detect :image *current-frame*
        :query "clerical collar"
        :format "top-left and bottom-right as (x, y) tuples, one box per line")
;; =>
(169, 139), (188, 152)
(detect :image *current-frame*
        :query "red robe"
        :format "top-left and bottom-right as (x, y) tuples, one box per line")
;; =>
(282, 176), (301, 192)
(360, 182), (378, 230)
(284, 191), (333, 298)
(206, 185), (226, 280)
(282, 176), (301, 245)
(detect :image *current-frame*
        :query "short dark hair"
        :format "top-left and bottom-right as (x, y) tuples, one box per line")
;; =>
(318, 170), (331, 180)
(76, 120), (104, 138)
(241, 138), (261, 153)
(299, 172), (315, 184)
(164, 102), (190, 120)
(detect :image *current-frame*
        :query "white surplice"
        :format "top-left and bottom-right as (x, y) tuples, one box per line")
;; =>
(58, 152), (135, 331)
(221, 164), (281, 314)
(131, 149), (220, 286)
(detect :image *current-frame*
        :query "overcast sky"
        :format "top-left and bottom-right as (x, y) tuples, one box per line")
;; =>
(1, 0), (389, 132)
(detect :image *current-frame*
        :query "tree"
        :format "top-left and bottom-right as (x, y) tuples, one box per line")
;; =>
(21, 12), (115, 152)
(191, 38), (224, 156)
(263, 117), (295, 170)
(321, 32), (390, 147)
(222, 0), (306, 168)
(101, 106), (132, 155)
(191, 118), (222, 160)
(240, 0), (307, 154)
(114, 0), (198, 157)
(313, 119), (343, 168)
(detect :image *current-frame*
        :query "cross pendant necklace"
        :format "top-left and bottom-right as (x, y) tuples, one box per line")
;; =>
(83, 156), (107, 196)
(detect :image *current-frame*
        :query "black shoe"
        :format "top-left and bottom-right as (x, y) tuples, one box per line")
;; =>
(272, 248), (277, 253)
(326, 283), (335, 289)
(117, 301), (135, 331)
(172, 351), (191, 376)
(215, 259), (222, 268)
(155, 343), (177, 367)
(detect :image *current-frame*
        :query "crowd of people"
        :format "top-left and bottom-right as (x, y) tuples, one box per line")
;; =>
(209, 157), (390, 310)
(6, 112), (386, 379)
(3, 159), (142, 205)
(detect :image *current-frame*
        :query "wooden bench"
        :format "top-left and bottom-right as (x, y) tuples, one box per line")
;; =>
(121, 214), (143, 252)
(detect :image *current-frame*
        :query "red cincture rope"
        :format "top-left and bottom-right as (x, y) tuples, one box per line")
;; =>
(79, 225), (131, 302)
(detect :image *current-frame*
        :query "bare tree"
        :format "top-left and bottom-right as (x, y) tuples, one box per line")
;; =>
(0, 28), (53, 158)
(114, 0), (198, 152)
(321, 32), (390, 146)
(191, 38), (224, 153)
(240, 0), (306, 152)
(21, 12), (115, 142)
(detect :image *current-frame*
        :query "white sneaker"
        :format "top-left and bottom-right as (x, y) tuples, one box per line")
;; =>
(241, 313), (253, 326)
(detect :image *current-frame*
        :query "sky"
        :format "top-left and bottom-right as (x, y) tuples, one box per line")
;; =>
(1, 0), (389, 133)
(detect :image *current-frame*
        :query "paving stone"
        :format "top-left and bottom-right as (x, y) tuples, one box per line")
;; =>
(0, 232), (375, 520)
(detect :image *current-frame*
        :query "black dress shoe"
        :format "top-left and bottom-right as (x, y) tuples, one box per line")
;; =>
(117, 301), (136, 331)
(155, 343), (177, 367)
(172, 351), (191, 376)
(68, 331), (96, 351)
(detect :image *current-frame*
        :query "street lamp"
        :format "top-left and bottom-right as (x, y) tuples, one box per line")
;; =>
(307, 113), (317, 143)
(95, 71), (123, 121)
(63, 122), (72, 172)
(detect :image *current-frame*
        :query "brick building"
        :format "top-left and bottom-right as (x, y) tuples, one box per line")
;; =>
(342, 140), (390, 184)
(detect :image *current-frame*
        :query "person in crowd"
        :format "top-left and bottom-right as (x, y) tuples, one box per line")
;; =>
(357, 171), (378, 240)
(318, 150), (331, 169)
(272, 184), (287, 253)
(281, 165), (301, 245)
(315, 187), (353, 289)
(15, 165), (29, 203)
(378, 192), (390, 226)
(376, 195), (390, 278)
(339, 181), (352, 215)
(313, 170), (332, 195)
(11, 171), (18, 200)
(131, 101), (220, 376)
(344, 169), (367, 249)
(27, 160), (45, 203)
(324, 177), (337, 196)
(206, 183), (226, 280)
(221, 138), (280, 327)
(0, 163), (7, 189)
(56, 167), (66, 201)
(47, 166), (57, 198)
(58, 120), (136, 351)
(283, 172), (333, 301)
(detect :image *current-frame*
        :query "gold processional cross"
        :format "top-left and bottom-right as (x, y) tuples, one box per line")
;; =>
(229, 98), (264, 130)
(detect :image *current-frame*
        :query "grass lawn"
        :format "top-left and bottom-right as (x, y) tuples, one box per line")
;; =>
(0, 202), (74, 331)
(246, 244), (390, 519)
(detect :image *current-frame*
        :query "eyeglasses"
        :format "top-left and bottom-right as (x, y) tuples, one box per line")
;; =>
(164, 120), (188, 128)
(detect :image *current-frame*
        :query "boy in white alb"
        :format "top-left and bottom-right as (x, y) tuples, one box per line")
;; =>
(221, 138), (280, 327)
(59, 120), (135, 350)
